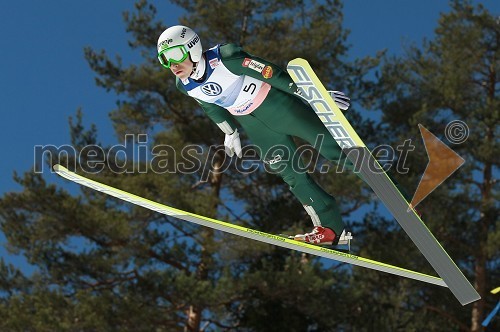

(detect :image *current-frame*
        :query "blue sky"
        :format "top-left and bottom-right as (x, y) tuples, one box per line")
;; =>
(1, 0), (498, 272)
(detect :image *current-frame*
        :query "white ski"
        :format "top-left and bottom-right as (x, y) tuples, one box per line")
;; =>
(287, 58), (480, 306)
(53, 164), (446, 287)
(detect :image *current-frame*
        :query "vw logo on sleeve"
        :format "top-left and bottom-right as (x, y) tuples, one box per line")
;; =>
(201, 82), (223, 96)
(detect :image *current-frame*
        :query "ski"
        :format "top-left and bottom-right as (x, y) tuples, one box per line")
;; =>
(53, 164), (445, 287)
(287, 58), (480, 306)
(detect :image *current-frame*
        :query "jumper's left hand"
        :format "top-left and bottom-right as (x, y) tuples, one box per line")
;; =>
(328, 90), (350, 111)
(224, 129), (243, 158)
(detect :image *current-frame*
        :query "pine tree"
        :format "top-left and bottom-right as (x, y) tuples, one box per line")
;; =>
(0, 0), (381, 330)
(374, 0), (499, 330)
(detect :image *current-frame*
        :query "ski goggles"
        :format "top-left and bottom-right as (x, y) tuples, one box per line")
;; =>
(157, 45), (189, 69)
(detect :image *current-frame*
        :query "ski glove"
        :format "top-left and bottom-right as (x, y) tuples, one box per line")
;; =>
(328, 90), (351, 111)
(224, 129), (243, 158)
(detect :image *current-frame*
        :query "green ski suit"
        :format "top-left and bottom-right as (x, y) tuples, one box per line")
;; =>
(176, 43), (354, 234)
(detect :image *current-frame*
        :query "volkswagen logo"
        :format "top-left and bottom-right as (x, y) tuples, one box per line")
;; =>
(201, 82), (222, 96)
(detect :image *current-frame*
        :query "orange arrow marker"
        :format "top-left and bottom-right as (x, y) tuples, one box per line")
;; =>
(410, 124), (465, 210)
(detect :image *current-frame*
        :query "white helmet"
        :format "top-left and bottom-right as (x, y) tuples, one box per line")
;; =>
(157, 25), (202, 68)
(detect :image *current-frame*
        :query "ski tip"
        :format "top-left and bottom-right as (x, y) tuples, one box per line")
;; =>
(53, 164), (64, 172)
(288, 57), (307, 65)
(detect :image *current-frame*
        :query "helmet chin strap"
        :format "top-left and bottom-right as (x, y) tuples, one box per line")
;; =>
(190, 55), (206, 80)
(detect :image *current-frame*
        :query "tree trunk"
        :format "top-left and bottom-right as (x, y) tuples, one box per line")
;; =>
(470, 144), (493, 331)
(471, 53), (496, 331)
(185, 150), (224, 331)
(185, 305), (202, 332)
(471, 255), (486, 332)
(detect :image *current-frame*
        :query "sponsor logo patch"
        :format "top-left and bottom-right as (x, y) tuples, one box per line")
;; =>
(159, 38), (173, 49)
(187, 35), (200, 49)
(209, 58), (219, 69)
(262, 66), (273, 79)
(234, 101), (254, 114)
(263, 154), (282, 165)
(201, 82), (223, 96)
(242, 58), (265, 73)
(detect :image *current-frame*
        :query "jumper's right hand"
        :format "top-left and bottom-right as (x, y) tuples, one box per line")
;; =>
(327, 90), (351, 111)
(224, 129), (242, 158)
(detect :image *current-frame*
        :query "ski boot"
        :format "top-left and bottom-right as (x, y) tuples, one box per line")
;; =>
(290, 226), (353, 250)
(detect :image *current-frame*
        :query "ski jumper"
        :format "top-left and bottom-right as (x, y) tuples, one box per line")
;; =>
(176, 44), (350, 233)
